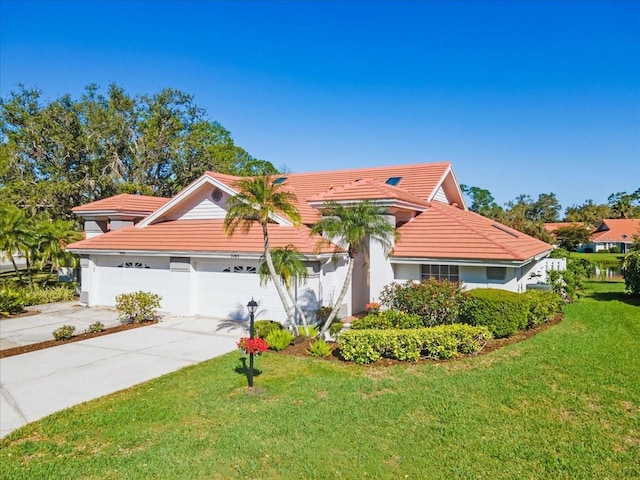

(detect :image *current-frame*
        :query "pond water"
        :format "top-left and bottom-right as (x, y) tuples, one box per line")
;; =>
(594, 265), (623, 280)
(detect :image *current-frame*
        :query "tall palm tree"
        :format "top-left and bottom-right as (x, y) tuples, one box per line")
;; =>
(311, 201), (397, 336)
(223, 176), (302, 331)
(258, 245), (310, 330)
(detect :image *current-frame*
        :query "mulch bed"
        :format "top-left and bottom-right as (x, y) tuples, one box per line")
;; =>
(275, 314), (564, 365)
(0, 320), (157, 359)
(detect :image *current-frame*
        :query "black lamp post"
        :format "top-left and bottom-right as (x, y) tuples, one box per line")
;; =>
(247, 298), (258, 387)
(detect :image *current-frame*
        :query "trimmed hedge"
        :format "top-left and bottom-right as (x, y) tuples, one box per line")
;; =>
(525, 290), (563, 328)
(461, 289), (563, 338)
(350, 310), (423, 330)
(339, 324), (492, 364)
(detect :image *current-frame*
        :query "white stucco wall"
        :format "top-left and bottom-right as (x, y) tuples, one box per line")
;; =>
(81, 252), (351, 322)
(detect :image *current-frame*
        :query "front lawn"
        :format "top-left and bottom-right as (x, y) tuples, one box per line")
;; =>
(1, 281), (638, 479)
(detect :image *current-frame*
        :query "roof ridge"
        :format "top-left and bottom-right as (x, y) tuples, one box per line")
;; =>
(429, 203), (525, 259)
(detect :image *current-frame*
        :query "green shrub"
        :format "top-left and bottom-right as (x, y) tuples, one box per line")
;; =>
(329, 320), (344, 337)
(523, 290), (563, 328)
(20, 285), (76, 305)
(351, 310), (422, 330)
(0, 288), (25, 317)
(298, 326), (319, 337)
(622, 251), (640, 295)
(548, 250), (595, 300)
(87, 321), (105, 333)
(379, 279), (469, 326)
(52, 324), (76, 341)
(265, 329), (295, 351)
(307, 338), (332, 357)
(253, 320), (283, 339)
(115, 291), (161, 323)
(609, 246), (620, 254)
(461, 289), (529, 338)
(339, 324), (492, 364)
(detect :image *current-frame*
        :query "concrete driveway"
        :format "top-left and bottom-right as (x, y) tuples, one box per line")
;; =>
(0, 303), (248, 439)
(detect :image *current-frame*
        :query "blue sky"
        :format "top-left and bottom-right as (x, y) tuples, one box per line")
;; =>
(1, 0), (639, 212)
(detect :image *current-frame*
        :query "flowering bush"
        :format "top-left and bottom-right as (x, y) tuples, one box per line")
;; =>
(365, 301), (381, 313)
(237, 337), (269, 355)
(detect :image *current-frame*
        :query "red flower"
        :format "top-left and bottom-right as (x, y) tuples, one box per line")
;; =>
(237, 337), (269, 355)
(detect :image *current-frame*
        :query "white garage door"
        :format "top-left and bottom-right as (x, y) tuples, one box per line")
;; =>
(94, 256), (174, 309)
(194, 260), (286, 321)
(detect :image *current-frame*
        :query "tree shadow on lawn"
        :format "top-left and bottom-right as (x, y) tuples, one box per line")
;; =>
(587, 289), (640, 307)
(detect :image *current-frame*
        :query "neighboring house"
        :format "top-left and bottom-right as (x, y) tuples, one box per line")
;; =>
(67, 162), (554, 321)
(543, 222), (586, 234)
(580, 218), (640, 253)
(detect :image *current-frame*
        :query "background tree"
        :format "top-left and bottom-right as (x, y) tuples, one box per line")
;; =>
(460, 184), (503, 218)
(564, 200), (612, 228)
(553, 225), (592, 251)
(223, 176), (305, 332)
(608, 190), (640, 219)
(1, 84), (276, 219)
(310, 201), (397, 336)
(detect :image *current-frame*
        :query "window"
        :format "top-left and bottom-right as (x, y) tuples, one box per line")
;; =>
(486, 267), (507, 281)
(273, 177), (288, 185)
(386, 176), (402, 186)
(117, 262), (151, 269)
(421, 264), (459, 282)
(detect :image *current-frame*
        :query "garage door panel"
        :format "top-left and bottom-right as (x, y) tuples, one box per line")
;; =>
(195, 261), (285, 320)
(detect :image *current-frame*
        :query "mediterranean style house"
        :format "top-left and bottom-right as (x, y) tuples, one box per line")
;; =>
(581, 219), (640, 253)
(67, 162), (554, 321)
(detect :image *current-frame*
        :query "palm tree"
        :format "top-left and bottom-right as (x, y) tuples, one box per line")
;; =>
(258, 245), (310, 330)
(0, 203), (35, 283)
(34, 217), (83, 286)
(311, 201), (397, 336)
(223, 176), (302, 331)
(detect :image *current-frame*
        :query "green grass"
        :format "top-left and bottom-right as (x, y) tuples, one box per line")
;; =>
(1, 281), (639, 479)
(570, 251), (625, 267)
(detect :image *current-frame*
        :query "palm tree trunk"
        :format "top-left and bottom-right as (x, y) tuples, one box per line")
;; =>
(318, 256), (354, 337)
(262, 226), (299, 335)
(10, 257), (25, 284)
(286, 284), (309, 329)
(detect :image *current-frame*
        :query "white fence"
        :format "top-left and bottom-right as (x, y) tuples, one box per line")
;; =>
(528, 257), (566, 284)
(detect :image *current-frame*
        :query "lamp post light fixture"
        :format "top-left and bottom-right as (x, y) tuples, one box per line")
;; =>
(246, 298), (258, 387)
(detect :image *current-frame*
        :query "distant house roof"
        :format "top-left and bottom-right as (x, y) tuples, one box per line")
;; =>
(543, 221), (586, 233)
(591, 219), (640, 243)
(72, 194), (169, 216)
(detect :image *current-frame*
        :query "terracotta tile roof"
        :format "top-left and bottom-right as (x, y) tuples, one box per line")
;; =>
(393, 202), (552, 261)
(207, 162), (451, 223)
(67, 219), (335, 255)
(543, 222), (586, 233)
(307, 178), (430, 208)
(591, 219), (640, 243)
(72, 194), (169, 214)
